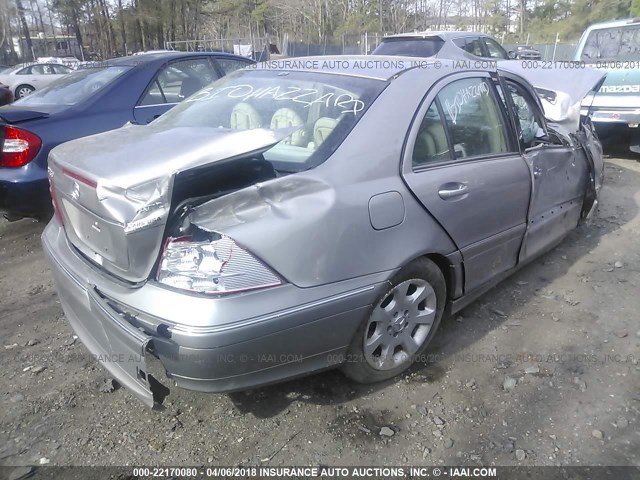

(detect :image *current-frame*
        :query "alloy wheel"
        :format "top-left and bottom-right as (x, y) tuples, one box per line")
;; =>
(363, 278), (437, 371)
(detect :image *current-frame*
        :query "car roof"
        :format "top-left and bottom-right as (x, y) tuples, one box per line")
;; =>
(104, 51), (252, 67)
(253, 55), (497, 81)
(582, 17), (640, 31)
(5, 62), (67, 72)
(382, 31), (490, 41)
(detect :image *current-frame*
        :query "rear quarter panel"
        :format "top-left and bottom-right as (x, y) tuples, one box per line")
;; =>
(192, 69), (459, 288)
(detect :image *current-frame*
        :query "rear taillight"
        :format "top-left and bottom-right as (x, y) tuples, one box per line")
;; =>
(0, 126), (42, 168)
(156, 232), (282, 294)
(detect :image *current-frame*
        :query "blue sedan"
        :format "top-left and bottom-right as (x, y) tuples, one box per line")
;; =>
(0, 51), (254, 220)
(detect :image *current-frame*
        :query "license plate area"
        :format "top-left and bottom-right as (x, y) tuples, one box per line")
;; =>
(61, 198), (128, 267)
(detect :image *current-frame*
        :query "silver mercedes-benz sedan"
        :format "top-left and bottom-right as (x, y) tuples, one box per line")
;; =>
(42, 56), (605, 407)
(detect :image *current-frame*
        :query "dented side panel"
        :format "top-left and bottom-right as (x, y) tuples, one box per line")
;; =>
(191, 72), (461, 288)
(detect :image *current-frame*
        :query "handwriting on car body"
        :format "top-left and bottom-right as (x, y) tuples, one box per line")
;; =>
(186, 84), (365, 115)
(444, 82), (489, 125)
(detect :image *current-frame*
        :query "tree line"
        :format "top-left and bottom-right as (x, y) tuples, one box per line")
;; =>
(0, 0), (638, 62)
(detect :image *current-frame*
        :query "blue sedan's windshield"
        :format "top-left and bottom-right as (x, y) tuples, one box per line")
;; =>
(15, 66), (131, 106)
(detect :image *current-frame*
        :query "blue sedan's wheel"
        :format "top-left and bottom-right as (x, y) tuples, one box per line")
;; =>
(15, 85), (35, 98)
(342, 258), (446, 383)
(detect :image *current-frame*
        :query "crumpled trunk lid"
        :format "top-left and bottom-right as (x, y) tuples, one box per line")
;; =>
(48, 123), (289, 283)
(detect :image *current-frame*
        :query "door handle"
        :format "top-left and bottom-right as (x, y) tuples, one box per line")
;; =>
(533, 167), (543, 178)
(438, 183), (468, 200)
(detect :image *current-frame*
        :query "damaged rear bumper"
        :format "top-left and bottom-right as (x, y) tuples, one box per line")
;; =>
(42, 219), (388, 407)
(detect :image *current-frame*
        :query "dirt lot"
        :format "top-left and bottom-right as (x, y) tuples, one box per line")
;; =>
(0, 158), (639, 470)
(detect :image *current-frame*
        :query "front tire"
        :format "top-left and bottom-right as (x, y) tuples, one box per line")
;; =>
(15, 85), (35, 98)
(342, 258), (446, 384)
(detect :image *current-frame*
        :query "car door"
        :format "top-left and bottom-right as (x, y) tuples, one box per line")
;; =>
(134, 57), (220, 124)
(40, 64), (69, 87)
(402, 73), (531, 293)
(19, 64), (43, 86)
(498, 76), (588, 261)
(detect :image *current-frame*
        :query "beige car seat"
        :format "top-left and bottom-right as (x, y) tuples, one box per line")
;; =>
(270, 108), (306, 146)
(414, 120), (450, 164)
(307, 116), (340, 150)
(314, 117), (339, 146)
(230, 103), (262, 129)
(425, 122), (449, 158)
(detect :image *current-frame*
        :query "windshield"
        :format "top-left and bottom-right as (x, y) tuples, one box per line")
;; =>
(154, 69), (386, 172)
(372, 38), (445, 57)
(15, 65), (130, 106)
(580, 25), (640, 61)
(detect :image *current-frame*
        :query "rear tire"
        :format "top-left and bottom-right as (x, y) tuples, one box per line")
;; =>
(15, 85), (35, 98)
(342, 258), (446, 384)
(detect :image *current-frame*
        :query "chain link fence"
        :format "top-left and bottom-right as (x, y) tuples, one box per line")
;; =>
(504, 43), (577, 61)
(165, 37), (279, 61)
(165, 34), (576, 61)
(285, 33), (385, 57)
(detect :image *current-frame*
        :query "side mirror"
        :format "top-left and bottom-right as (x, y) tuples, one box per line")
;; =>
(508, 50), (517, 59)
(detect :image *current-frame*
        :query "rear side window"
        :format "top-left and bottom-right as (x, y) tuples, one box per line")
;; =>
(216, 58), (251, 74)
(453, 37), (484, 57)
(412, 103), (450, 167)
(437, 77), (508, 159)
(372, 38), (445, 57)
(484, 38), (508, 59)
(139, 58), (219, 105)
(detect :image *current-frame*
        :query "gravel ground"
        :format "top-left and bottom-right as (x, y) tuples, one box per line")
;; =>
(0, 158), (639, 469)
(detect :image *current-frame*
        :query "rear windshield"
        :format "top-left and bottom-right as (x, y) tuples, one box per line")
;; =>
(14, 65), (130, 106)
(372, 38), (445, 58)
(154, 69), (385, 172)
(580, 25), (640, 61)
